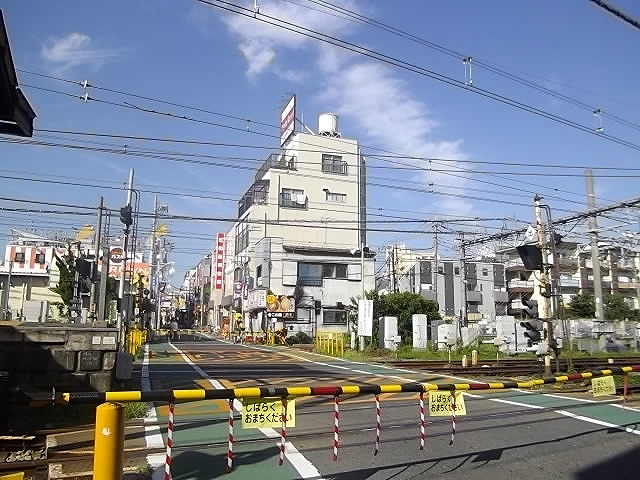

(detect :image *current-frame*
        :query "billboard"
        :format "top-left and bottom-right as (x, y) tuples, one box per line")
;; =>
(214, 233), (224, 290)
(265, 294), (295, 320)
(280, 95), (296, 146)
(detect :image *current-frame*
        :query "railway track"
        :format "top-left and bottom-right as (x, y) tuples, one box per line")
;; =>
(376, 356), (640, 376)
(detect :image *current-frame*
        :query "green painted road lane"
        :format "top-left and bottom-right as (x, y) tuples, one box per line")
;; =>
(145, 342), (303, 480)
(487, 389), (640, 432)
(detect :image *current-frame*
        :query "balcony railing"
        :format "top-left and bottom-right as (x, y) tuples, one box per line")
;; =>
(255, 153), (297, 180)
(507, 280), (534, 289)
(238, 180), (269, 217)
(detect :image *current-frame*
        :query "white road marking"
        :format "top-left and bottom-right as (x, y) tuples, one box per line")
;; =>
(166, 343), (326, 480)
(555, 409), (640, 435)
(142, 345), (168, 480)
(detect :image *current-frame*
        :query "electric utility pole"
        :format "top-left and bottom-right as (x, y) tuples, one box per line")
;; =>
(586, 169), (604, 320)
(89, 196), (104, 322)
(534, 194), (555, 356)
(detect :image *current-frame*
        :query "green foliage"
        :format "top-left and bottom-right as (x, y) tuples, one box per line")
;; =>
(124, 402), (150, 419)
(568, 292), (638, 320)
(604, 293), (637, 320)
(286, 331), (314, 344)
(49, 249), (76, 317)
(350, 290), (441, 342)
(568, 293), (595, 318)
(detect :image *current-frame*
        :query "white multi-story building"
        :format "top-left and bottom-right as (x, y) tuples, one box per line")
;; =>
(220, 110), (374, 338)
(0, 230), (66, 321)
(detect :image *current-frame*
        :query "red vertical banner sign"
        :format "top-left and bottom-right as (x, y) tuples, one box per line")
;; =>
(214, 233), (225, 290)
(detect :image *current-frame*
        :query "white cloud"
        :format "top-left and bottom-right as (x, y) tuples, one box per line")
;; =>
(316, 60), (471, 214)
(215, 0), (471, 214)
(221, 0), (359, 76)
(41, 33), (119, 74)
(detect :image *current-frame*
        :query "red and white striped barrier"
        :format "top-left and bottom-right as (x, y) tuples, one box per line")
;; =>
(164, 402), (175, 480)
(226, 399), (234, 473)
(333, 395), (340, 461)
(449, 392), (456, 446)
(419, 392), (425, 450)
(374, 394), (381, 455)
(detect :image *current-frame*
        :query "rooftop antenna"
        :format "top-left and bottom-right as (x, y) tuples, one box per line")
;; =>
(254, 0), (260, 16)
(297, 112), (315, 135)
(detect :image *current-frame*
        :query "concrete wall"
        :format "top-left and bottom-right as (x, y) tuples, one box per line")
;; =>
(0, 323), (119, 392)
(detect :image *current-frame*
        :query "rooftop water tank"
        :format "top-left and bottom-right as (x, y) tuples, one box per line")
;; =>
(318, 113), (340, 137)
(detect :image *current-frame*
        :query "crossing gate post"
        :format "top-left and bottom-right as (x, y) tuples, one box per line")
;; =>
(93, 402), (125, 480)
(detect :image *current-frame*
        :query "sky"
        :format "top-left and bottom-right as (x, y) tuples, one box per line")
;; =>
(1, 0), (640, 282)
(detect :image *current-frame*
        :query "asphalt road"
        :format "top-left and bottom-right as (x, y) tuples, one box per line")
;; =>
(142, 336), (640, 479)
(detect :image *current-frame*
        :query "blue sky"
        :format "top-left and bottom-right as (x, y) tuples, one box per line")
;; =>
(1, 0), (640, 281)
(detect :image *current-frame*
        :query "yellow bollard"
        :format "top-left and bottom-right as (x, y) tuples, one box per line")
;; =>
(93, 402), (125, 480)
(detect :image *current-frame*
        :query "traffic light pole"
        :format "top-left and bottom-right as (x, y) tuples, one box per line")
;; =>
(534, 194), (554, 374)
(117, 169), (135, 350)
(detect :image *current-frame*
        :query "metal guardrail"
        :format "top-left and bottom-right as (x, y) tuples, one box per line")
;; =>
(315, 331), (344, 356)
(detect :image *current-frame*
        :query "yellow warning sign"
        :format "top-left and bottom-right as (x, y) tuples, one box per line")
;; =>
(428, 391), (467, 416)
(591, 376), (616, 397)
(241, 399), (296, 428)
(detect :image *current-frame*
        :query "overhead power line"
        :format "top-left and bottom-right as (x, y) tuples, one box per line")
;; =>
(589, 0), (640, 31)
(198, 0), (640, 153)
(305, 0), (640, 131)
(463, 195), (640, 246)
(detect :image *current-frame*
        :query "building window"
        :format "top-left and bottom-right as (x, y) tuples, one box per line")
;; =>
(482, 268), (488, 276)
(323, 309), (347, 325)
(280, 188), (307, 209)
(235, 221), (249, 255)
(14, 252), (25, 263)
(298, 263), (323, 286)
(322, 154), (348, 175)
(299, 262), (348, 286)
(454, 266), (460, 275)
(35, 253), (46, 264)
(326, 191), (347, 203)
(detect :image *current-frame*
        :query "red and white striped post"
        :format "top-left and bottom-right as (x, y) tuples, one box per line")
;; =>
(374, 394), (381, 455)
(226, 399), (234, 473)
(164, 402), (176, 480)
(419, 391), (425, 450)
(333, 394), (340, 461)
(278, 398), (288, 466)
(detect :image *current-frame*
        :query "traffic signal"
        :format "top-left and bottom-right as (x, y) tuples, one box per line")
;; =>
(520, 320), (543, 347)
(521, 298), (538, 318)
(119, 205), (133, 227)
(516, 244), (543, 271)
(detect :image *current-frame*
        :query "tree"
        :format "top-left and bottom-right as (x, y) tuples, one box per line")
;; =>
(50, 249), (76, 317)
(567, 293), (595, 318)
(360, 291), (440, 343)
(604, 293), (635, 321)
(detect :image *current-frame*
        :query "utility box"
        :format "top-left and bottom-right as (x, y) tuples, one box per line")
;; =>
(412, 314), (428, 349)
(379, 316), (398, 350)
(437, 323), (458, 350)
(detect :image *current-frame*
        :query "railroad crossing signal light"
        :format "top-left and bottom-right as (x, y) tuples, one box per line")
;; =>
(521, 298), (538, 319)
(520, 320), (543, 347)
(119, 205), (133, 227)
(516, 244), (543, 270)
